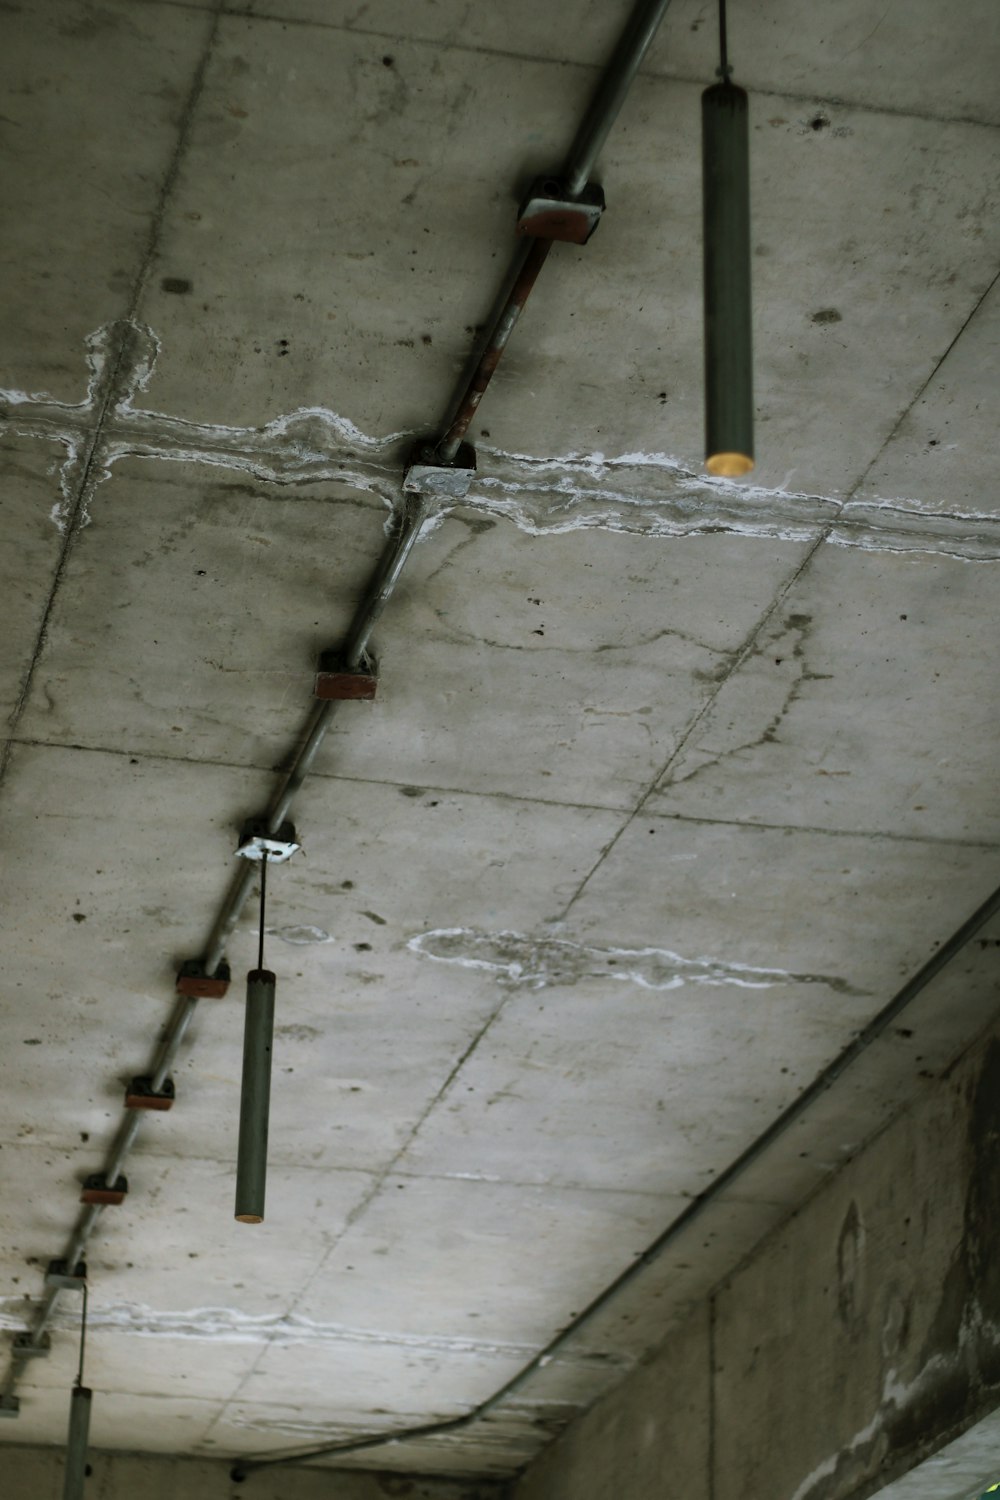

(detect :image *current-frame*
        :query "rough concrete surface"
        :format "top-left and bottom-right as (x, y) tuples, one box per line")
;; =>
(1, 0), (999, 1493)
(511, 1020), (1000, 1500)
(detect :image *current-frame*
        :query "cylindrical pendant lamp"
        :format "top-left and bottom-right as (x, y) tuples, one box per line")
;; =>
(703, 78), (754, 476)
(235, 968), (276, 1223)
(62, 1385), (92, 1500)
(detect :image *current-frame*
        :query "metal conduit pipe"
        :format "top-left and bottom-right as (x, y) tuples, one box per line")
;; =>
(3, 498), (429, 1383)
(232, 873), (1000, 1477)
(563, 0), (674, 196)
(436, 0), (674, 464)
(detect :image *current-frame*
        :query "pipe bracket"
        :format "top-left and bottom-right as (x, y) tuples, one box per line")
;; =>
(176, 959), (231, 999)
(12, 1333), (50, 1358)
(80, 1173), (128, 1206)
(314, 649), (378, 701)
(45, 1259), (87, 1291)
(236, 820), (300, 865)
(403, 439), (476, 498)
(516, 176), (605, 243)
(125, 1076), (176, 1111)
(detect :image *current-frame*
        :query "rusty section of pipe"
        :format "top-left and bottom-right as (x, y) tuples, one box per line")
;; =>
(432, 0), (675, 470)
(436, 238), (551, 464)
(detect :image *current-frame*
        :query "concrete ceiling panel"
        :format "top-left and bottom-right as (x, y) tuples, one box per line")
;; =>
(393, 976), (874, 1196)
(223, 2), (1000, 126)
(14, 461), (392, 766)
(0, 0), (214, 403)
(860, 276), (1000, 513)
(291, 1173), (673, 1344)
(2, 0), (999, 1483)
(652, 545), (1000, 841)
(567, 813), (1000, 989)
(313, 521), (811, 807)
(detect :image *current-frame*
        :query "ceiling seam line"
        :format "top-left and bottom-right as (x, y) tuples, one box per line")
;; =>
(837, 262), (1000, 505)
(0, 0), (223, 792)
(214, 5), (1000, 133)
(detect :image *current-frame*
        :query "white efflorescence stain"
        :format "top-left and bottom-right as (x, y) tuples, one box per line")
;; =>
(0, 1296), (618, 1369)
(2, 319), (998, 559)
(409, 927), (861, 995)
(268, 924), (333, 945)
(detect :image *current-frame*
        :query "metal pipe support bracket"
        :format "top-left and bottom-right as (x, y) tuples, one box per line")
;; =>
(402, 439), (477, 499)
(176, 959), (231, 998)
(314, 649), (378, 701)
(124, 1076), (176, 1111)
(44, 1260), (88, 1291)
(80, 1173), (128, 1206)
(235, 820), (300, 864)
(12, 1333), (50, 1358)
(516, 176), (606, 243)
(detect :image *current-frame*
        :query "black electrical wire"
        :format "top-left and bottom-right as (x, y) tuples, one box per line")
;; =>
(76, 1280), (88, 1390)
(718, 0), (730, 78)
(257, 853), (268, 973)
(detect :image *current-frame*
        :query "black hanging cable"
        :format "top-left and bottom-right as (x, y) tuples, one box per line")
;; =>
(75, 1279), (88, 1389)
(718, 0), (730, 78)
(257, 852), (268, 972)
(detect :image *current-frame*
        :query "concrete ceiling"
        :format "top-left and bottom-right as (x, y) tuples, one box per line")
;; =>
(1, 0), (999, 1484)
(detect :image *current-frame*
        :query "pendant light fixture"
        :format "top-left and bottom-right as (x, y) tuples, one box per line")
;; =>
(234, 821), (300, 1224)
(703, 0), (754, 477)
(61, 1267), (91, 1500)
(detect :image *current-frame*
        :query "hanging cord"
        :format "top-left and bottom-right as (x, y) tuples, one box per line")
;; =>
(257, 853), (268, 972)
(717, 0), (732, 78)
(75, 1280), (89, 1390)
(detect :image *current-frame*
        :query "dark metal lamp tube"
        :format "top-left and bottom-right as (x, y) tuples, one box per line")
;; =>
(62, 1386), (92, 1500)
(235, 969), (276, 1224)
(702, 79), (754, 477)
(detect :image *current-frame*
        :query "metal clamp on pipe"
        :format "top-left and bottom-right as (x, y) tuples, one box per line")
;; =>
(402, 438), (477, 499)
(176, 959), (231, 999)
(516, 176), (605, 243)
(314, 648), (378, 701)
(124, 1076), (175, 1111)
(79, 1174), (128, 1206)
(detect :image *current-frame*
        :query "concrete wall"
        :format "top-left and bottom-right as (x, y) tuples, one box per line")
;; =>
(513, 1022), (1000, 1500)
(3, 1445), (510, 1500)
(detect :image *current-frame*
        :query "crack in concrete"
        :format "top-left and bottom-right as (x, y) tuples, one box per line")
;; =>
(4, 320), (999, 558)
(662, 613), (829, 791)
(410, 927), (863, 997)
